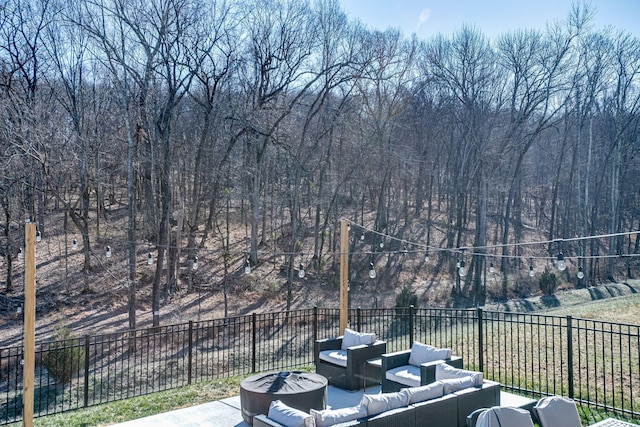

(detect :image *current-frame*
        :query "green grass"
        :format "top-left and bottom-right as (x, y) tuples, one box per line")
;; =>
(8, 376), (243, 427)
(541, 292), (640, 324)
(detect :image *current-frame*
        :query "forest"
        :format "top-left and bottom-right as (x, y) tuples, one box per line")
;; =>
(1, 0), (639, 332)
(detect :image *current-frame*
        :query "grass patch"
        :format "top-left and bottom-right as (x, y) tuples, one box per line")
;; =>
(8, 376), (243, 427)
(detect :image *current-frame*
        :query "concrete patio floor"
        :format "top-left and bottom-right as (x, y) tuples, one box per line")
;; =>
(111, 384), (380, 427)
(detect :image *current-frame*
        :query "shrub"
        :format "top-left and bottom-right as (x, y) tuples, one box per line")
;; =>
(42, 325), (85, 384)
(395, 285), (418, 320)
(539, 266), (559, 295)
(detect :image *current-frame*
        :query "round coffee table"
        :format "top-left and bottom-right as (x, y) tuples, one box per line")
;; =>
(240, 371), (327, 425)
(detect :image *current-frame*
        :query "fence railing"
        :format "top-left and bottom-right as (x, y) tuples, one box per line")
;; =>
(1, 307), (638, 424)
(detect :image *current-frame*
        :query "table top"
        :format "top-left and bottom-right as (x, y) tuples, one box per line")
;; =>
(589, 418), (637, 427)
(240, 371), (327, 395)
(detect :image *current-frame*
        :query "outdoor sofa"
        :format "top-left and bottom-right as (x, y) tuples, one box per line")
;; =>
(315, 328), (386, 390)
(254, 363), (500, 427)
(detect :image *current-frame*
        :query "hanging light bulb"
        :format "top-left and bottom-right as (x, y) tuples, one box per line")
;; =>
(298, 263), (305, 278)
(529, 265), (535, 277)
(458, 259), (467, 277)
(192, 255), (199, 271)
(72, 238), (78, 250)
(424, 249), (430, 262)
(36, 230), (42, 242)
(106, 246), (112, 258)
(368, 262), (376, 279)
(244, 257), (251, 274)
(147, 252), (154, 265)
(489, 262), (495, 274)
(360, 233), (365, 241)
(456, 259), (461, 268)
(556, 252), (566, 271)
(379, 241), (384, 249)
(577, 266), (584, 279)
(18, 247), (24, 259)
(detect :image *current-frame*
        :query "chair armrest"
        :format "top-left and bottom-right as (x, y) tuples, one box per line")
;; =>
(381, 349), (411, 372)
(253, 414), (284, 427)
(466, 408), (487, 427)
(347, 340), (387, 368)
(315, 337), (342, 353)
(419, 356), (464, 385)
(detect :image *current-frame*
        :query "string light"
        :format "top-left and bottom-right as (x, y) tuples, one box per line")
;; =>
(106, 246), (112, 258)
(489, 262), (495, 274)
(192, 255), (199, 271)
(556, 252), (566, 271)
(18, 248), (23, 259)
(147, 252), (154, 265)
(368, 261), (376, 279)
(244, 255), (251, 274)
(424, 249), (430, 262)
(529, 258), (535, 277)
(298, 263), (305, 278)
(36, 230), (42, 242)
(72, 238), (78, 250)
(458, 259), (467, 277)
(360, 233), (365, 241)
(577, 265), (584, 279)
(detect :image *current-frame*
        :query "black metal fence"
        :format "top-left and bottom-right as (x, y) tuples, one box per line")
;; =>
(1, 307), (638, 424)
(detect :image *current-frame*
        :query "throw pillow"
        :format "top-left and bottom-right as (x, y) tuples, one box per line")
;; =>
(341, 328), (376, 350)
(360, 390), (410, 416)
(440, 376), (476, 394)
(268, 400), (315, 427)
(435, 362), (483, 386)
(404, 381), (445, 404)
(310, 405), (366, 427)
(408, 342), (452, 366)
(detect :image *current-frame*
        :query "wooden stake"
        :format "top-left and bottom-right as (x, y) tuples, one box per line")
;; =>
(23, 222), (35, 427)
(339, 219), (349, 334)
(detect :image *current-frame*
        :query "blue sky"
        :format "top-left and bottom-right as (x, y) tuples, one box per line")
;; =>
(338, 0), (640, 39)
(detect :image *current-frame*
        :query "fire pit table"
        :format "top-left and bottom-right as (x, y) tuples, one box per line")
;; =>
(240, 371), (327, 425)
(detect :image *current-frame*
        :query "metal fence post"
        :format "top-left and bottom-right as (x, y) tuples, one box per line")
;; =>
(477, 308), (484, 373)
(252, 313), (257, 373)
(83, 335), (90, 408)
(313, 307), (318, 364)
(187, 321), (193, 385)
(357, 307), (362, 331)
(409, 305), (414, 346)
(567, 315), (574, 398)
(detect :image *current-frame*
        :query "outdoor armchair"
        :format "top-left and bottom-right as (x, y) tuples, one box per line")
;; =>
(469, 406), (535, 427)
(381, 341), (463, 392)
(533, 395), (582, 427)
(315, 328), (386, 390)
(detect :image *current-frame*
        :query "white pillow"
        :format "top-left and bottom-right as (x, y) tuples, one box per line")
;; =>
(435, 363), (483, 386)
(341, 328), (376, 350)
(403, 381), (445, 404)
(360, 390), (410, 416)
(440, 377), (476, 394)
(310, 405), (366, 427)
(268, 400), (315, 427)
(407, 342), (452, 366)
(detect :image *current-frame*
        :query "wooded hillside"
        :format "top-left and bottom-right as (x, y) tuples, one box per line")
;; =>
(1, 0), (639, 332)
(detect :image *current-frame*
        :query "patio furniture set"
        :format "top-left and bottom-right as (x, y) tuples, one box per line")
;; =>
(243, 328), (634, 427)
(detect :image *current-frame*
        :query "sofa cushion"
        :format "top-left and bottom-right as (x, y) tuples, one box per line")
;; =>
(385, 365), (421, 387)
(341, 328), (376, 350)
(360, 390), (410, 416)
(268, 400), (315, 427)
(440, 376), (476, 394)
(318, 349), (348, 367)
(404, 381), (444, 404)
(310, 405), (366, 427)
(435, 362), (483, 386)
(408, 342), (452, 366)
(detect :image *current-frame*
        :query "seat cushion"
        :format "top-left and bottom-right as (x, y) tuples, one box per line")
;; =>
(268, 400), (316, 427)
(435, 362), (483, 386)
(408, 342), (452, 366)
(310, 405), (366, 427)
(319, 349), (348, 367)
(341, 328), (376, 350)
(385, 365), (421, 387)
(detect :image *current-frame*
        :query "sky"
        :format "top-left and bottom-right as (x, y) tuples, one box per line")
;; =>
(338, 0), (640, 40)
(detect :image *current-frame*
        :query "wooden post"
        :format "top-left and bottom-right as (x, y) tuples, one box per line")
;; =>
(23, 222), (36, 427)
(339, 219), (349, 334)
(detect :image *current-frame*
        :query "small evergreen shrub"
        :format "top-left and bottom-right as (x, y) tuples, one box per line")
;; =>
(539, 266), (559, 295)
(395, 285), (418, 320)
(42, 325), (85, 384)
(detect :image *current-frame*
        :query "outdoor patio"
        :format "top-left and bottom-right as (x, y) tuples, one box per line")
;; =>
(112, 384), (379, 427)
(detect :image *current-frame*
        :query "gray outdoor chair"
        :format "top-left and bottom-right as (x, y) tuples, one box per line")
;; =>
(533, 395), (582, 427)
